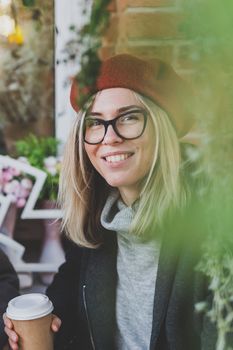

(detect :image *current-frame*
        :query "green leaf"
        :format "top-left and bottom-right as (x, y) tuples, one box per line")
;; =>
(22, 0), (36, 7)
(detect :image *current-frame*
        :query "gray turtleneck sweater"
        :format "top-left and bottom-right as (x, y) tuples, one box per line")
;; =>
(101, 192), (161, 350)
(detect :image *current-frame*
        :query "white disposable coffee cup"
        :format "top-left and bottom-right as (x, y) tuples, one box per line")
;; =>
(6, 293), (54, 350)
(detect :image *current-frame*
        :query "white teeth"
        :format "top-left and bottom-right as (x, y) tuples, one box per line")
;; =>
(105, 154), (131, 163)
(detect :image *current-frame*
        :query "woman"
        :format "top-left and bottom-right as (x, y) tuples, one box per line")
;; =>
(4, 54), (210, 350)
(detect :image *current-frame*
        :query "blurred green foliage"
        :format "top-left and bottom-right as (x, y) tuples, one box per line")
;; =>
(181, 1), (233, 348)
(15, 134), (58, 168)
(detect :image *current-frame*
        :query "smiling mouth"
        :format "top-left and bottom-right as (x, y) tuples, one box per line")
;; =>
(103, 153), (133, 163)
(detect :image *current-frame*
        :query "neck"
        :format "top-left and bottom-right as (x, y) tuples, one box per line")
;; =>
(119, 187), (140, 206)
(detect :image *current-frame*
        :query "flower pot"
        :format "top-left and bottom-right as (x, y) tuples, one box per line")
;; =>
(39, 200), (65, 285)
(0, 203), (18, 238)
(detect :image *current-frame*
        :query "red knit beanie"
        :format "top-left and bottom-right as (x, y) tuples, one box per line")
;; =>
(70, 54), (195, 137)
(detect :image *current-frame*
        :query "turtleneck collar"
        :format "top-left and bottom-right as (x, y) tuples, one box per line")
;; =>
(100, 191), (137, 233)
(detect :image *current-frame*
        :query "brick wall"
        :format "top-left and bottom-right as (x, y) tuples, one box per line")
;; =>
(100, 0), (198, 80)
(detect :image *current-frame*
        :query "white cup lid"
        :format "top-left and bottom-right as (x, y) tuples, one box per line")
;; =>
(6, 293), (54, 320)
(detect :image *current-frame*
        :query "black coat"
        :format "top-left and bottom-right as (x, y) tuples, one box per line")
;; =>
(0, 249), (19, 350)
(47, 211), (215, 350)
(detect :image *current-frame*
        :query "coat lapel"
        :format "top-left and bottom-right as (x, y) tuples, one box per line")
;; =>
(150, 230), (180, 349)
(84, 231), (117, 350)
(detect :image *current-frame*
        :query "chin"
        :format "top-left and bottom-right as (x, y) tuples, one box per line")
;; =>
(106, 177), (135, 189)
(106, 180), (123, 188)
(100, 170), (137, 189)
(105, 177), (126, 188)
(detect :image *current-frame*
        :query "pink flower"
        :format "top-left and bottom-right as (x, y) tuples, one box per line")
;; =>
(9, 167), (21, 177)
(44, 156), (58, 175)
(0, 162), (33, 208)
(4, 180), (18, 195)
(0, 170), (4, 185)
(46, 167), (57, 176)
(2, 169), (13, 182)
(8, 193), (17, 203)
(17, 197), (26, 208)
(21, 178), (33, 190)
(44, 156), (57, 168)
(19, 186), (30, 199)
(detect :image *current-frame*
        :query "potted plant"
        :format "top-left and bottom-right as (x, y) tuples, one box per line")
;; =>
(15, 134), (64, 285)
(0, 160), (34, 237)
(15, 133), (61, 204)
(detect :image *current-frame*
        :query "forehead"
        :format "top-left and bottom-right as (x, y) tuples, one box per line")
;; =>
(91, 88), (142, 113)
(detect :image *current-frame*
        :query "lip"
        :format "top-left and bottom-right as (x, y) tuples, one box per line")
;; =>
(101, 151), (134, 158)
(100, 151), (134, 167)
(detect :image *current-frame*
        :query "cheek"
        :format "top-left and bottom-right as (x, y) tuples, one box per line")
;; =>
(84, 144), (91, 160)
(144, 125), (156, 166)
(84, 144), (99, 169)
(84, 144), (95, 160)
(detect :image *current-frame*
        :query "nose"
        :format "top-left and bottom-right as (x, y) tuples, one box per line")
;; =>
(102, 125), (123, 145)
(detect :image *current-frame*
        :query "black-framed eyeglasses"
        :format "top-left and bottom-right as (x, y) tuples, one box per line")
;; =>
(83, 109), (148, 145)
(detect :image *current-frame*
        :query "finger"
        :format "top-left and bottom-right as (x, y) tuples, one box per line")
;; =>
(3, 313), (13, 329)
(4, 327), (18, 344)
(51, 316), (61, 332)
(9, 338), (19, 350)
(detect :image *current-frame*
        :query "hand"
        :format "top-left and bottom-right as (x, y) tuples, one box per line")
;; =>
(3, 313), (61, 350)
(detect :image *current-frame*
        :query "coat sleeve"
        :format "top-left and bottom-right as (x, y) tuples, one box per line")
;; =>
(0, 249), (19, 349)
(46, 243), (85, 349)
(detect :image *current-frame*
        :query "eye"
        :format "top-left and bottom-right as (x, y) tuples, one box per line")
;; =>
(85, 118), (102, 128)
(119, 111), (142, 124)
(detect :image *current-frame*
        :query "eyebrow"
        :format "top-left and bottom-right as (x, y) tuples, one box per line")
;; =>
(89, 105), (143, 116)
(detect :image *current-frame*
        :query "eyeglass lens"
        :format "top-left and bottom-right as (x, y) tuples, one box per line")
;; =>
(84, 110), (147, 144)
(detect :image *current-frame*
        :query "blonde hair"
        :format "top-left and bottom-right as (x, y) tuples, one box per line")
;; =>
(59, 94), (188, 247)
(130, 94), (188, 236)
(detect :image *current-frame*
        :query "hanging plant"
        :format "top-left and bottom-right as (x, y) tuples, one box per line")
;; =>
(22, 0), (35, 7)
(60, 0), (112, 107)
